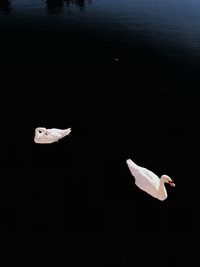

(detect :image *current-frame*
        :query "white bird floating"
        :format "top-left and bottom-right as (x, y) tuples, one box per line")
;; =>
(126, 159), (175, 201)
(34, 127), (72, 144)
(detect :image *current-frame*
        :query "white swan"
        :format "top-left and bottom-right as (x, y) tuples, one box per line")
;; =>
(126, 159), (175, 201)
(34, 127), (72, 144)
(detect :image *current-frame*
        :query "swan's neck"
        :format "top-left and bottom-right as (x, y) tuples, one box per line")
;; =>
(158, 178), (167, 201)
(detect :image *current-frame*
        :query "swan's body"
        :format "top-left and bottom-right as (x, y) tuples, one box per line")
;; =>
(34, 127), (71, 144)
(126, 159), (175, 201)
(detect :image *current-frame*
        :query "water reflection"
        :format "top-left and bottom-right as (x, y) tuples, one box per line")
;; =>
(46, 0), (64, 15)
(46, 0), (91, 15)
(0, 0), (12, 14)
(65, 0), (89, 8)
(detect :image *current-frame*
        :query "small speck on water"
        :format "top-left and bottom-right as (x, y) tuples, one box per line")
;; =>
(115, 58), (119, 61)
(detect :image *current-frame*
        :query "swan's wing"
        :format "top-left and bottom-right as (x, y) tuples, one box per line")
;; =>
(134, 169), (157, 186)
(47, 128), (63, 138)
(132, 169), (159, 196)
(141, 168), (159, 183)
(49, 128), (63, 133)
(126, 160), (157, 181)
(47, 128), (61, 134)
(127, 163), (152, 185)
(127, 159), (159, 185)
(127, 162), (160, 197)
(47, 128), (71, 138)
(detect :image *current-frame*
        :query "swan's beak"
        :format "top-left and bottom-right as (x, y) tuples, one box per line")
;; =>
(169, 181), (176, 187)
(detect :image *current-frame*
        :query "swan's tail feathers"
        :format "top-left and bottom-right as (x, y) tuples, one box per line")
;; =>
(126, 159), (138, 169)
(63, 128), (72, 137)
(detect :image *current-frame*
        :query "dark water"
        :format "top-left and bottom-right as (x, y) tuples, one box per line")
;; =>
(1, 0), (200, 71)
(0, 0), (197, 263)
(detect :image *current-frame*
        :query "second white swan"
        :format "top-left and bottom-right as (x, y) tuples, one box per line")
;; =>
(126, 159), (175, 201)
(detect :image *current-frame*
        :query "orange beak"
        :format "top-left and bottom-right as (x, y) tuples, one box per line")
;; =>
(169, 181), (176, 187)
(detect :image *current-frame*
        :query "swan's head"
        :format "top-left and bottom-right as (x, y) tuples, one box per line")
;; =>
(34, 127), (48, 142)
(161, 175), (175, 187)
(35, 127), (47, 135)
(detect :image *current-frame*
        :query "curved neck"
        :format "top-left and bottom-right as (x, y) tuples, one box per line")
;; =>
(158, 178), (167, 201)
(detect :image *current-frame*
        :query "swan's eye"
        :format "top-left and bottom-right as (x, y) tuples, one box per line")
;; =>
(38, 130), (42, 134)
